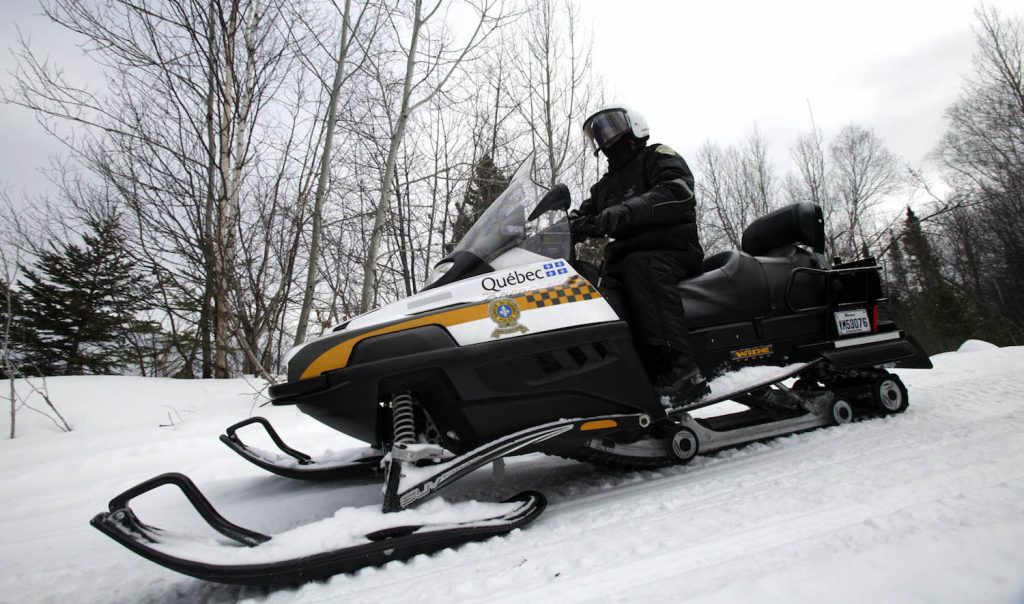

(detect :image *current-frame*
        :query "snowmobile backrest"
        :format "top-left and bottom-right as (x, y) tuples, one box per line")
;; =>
(741, 202), (825, 257)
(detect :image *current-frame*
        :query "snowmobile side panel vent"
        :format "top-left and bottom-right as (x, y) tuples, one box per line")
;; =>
(567, 346), (588, 367)
(506, 342), (618, 383)
(537, 352), (562, 374)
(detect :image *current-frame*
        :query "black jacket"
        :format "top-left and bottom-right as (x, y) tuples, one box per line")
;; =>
(578, 143), (704, 270)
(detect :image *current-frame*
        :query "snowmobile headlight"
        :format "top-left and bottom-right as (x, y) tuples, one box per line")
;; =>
(425, 261), (454, 287)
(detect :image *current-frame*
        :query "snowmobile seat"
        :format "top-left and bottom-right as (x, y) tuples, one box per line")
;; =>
(678, 250), (770, 328)
(677, 203), (828, 326)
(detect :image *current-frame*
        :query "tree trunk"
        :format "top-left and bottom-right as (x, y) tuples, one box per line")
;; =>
(359, 0), (422, 313)
(203, 1), (218, 379)
(295, 0), (353, 345)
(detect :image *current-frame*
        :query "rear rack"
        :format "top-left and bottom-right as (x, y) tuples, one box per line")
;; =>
(784, 264), (885, 314)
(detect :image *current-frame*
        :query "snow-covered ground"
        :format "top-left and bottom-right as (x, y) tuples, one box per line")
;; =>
(2, 343), (1023, 604)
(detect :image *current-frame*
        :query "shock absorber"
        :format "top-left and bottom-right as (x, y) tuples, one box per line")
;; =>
(384, 392), (444, 513)
(390, 392), (417, 446)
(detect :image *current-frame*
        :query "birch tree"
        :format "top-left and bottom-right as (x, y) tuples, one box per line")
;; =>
(293, 0), (384, 345)
(512, 0), (597, 187)
(5, 0), (313, 377)
(358, 0), (510, 313)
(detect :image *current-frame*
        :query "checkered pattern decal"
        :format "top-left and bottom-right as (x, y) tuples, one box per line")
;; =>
(521, 276), (600, 309)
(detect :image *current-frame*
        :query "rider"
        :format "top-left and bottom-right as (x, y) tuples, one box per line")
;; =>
(571, 104), (708, 403)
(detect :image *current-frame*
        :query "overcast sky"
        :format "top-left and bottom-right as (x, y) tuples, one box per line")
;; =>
(1, 0), (1020, 200)
(585, 0), (1018, 179)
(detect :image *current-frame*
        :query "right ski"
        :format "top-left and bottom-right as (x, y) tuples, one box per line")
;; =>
(90, 472), (545, 586)
(219, 417), (383, 481)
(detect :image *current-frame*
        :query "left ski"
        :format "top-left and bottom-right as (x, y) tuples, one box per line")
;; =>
(89, 472), (545, 586)
(219, 417), (383, 481)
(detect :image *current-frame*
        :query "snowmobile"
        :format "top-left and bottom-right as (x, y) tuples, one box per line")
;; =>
(91, 157), (932, 586)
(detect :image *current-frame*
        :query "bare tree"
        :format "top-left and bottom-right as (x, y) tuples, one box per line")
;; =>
(512, 0), (596, 187)
(930, 5), (1024, 342)
(358, 0), (511, 312)
(294, 0), (384, 346)
(695, 127), (780, 253)
(828, 124), (904, 260)
(786, 125), (836, 251)
(5, 0), (318, 377)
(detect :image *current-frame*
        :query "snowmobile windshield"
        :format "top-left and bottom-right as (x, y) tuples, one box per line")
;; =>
(424, 157), (571, 290)
(452, 157), (568, 265)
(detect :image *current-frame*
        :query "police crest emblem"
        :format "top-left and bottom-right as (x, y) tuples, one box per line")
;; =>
(488, 298), (528, 338)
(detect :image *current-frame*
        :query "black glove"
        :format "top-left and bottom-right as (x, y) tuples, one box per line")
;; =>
(569, 210), (595, 243)
(595, 204), (631, 237)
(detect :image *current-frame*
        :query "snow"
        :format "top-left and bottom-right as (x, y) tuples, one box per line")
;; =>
(957, 339), (1000, 353)
(2, 344), (1024, 603)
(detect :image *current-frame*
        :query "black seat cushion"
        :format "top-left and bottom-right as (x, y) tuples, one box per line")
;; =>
(678, 251), (769, 328)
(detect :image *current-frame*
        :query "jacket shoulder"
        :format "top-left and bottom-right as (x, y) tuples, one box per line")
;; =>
(643, 143), (688, 170)
(647, 143), (682, 158)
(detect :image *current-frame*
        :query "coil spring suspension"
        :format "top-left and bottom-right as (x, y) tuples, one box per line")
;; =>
(390, 393), (417, 446)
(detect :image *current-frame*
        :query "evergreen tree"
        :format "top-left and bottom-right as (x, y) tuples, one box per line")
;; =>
(900, 208), (980, 353)
(883, 229), (915, 333)
(17, 214), (154, 375)
(449, 153), (508, 250)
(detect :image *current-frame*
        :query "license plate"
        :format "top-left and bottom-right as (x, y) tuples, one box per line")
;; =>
(834, 309), (871, 336)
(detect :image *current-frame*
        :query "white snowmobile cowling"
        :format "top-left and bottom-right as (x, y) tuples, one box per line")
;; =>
(291, 259), (617, 381)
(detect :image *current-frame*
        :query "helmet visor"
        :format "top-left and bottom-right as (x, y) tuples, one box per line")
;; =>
(583, 110), (631, 155)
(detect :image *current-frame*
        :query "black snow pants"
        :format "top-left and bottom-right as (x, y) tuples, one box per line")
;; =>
(598, 249), (696, 377)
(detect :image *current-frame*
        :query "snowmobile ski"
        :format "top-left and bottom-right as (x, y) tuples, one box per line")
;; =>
(219, 416), (383, 481)
(90, 472), (545, 586)
(90, 413), (644, 584)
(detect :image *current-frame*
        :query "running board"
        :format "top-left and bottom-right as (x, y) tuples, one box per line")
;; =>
(665, 359), (823, 416)
(219, 417), (383, 481)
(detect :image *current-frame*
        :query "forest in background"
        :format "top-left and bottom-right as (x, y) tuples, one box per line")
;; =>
(0, 1), (1021, 394)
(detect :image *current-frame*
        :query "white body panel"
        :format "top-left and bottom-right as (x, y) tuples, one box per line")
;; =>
(326, 255), (618, 348)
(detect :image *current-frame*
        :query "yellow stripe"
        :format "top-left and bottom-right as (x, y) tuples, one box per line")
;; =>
(300, 303), (493, 380)
(580, 419), (618, 431)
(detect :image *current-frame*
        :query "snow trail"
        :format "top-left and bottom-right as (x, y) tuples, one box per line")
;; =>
(1, 346), (1022, 603)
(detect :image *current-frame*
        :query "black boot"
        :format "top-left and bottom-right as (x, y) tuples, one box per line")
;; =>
(647, 346), (709, 404)
(655, 365), (709, 403)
